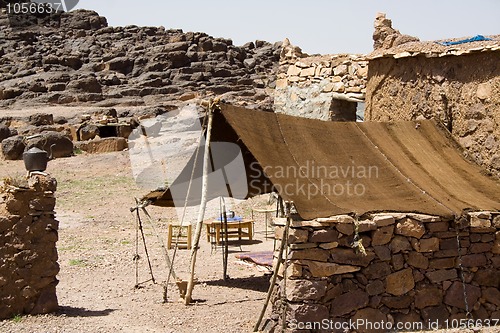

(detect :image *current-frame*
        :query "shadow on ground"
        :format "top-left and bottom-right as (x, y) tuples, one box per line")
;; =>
(57, 306), (116, 317)
(204, 275), (270, 293)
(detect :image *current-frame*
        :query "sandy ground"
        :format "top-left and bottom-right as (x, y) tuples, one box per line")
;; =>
(0, 151), (275, 333)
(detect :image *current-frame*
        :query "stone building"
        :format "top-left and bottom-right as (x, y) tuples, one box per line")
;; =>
(365, 13), (500, 178)
(147, 104), (500, 332)
(274, 39), (368, 121)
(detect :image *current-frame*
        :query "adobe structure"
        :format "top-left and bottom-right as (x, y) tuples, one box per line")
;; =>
(266, 212), (500, 332)
(273, 13), (500, 180)
(365, 13), (500, 178)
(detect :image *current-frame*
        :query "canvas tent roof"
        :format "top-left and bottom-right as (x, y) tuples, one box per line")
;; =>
(143, 104), (500, 220)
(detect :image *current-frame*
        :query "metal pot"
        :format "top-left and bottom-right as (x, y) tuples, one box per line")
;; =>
(23, 146), (53, 172)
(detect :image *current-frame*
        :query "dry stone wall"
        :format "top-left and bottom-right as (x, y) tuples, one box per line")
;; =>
(267, 212), (500, 332)
(0, 174), (59, 320)
(274, 39), (367, 121)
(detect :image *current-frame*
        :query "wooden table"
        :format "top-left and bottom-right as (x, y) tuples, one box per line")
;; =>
(204, 219), (253, 245)
(251, 207), (275, 239)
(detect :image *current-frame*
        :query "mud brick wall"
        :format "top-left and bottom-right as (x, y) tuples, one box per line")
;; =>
(269, 212), (500, 332)
(274, 39), (367, 121)
(0, 174), (59, 320)
(364, 51), (500, 178)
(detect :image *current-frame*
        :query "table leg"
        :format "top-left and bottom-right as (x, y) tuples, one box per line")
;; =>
(215, 225), (221, 245)
(167, 224), (173, 249)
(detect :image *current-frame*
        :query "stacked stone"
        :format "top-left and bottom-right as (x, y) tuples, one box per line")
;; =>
(268, 212), (500, 332)
(276, 55), (368, 95)
(0, 174), (59, 319)
(366, 14), (500, 179)
(274, 39), (367, 121)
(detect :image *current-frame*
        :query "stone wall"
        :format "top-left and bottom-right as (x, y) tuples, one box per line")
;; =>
(0, 174), (59, 320)
(365, 52), (500, 178)
(274, 39), (367, 121)
(267, 212), (500, 332)
(365, 13), (500, 178)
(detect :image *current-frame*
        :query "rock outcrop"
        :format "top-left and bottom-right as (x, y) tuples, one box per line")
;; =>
(373, 12), (419, 50)
(0, 9), (281, 110)
(275, 39), (367, 121)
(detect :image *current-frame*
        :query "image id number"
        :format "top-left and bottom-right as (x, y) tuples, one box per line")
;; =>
(445, 318), (499, 329)
(6, 2), (61, 15)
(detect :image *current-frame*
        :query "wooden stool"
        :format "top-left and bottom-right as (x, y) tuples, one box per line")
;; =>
(167, 223), (192, 250)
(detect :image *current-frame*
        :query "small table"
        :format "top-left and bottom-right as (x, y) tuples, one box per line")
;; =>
(251, 207), (275, 239)
(204, 219), (254, 245)
(167, 223), (192, 250)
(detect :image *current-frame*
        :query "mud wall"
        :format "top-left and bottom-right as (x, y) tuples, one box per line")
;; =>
(268, 212), (500, 332)
(365, 51), (500, 177)
(0, 174), (59, 320)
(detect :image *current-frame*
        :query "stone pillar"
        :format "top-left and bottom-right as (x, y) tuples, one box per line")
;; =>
(0, 174), (59, 319)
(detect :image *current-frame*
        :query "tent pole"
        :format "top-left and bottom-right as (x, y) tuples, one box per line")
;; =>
(253, 201), (292, 331)
(184, 101), (215, 305)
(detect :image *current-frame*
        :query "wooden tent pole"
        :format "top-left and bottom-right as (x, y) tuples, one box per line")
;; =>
(253, 202), (292, 331)
(184, 102), (214, 305)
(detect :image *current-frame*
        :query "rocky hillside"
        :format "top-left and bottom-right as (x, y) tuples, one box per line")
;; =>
(0, 9), (281, 110)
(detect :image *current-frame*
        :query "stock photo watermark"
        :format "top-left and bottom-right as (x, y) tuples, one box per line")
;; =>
(3, 0), (79, 28)
(290, 318), (500, 331)
(128, 104), (380, 223)
(249, 160), (379, 200)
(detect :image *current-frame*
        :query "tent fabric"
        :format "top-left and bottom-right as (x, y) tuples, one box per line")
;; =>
(141, 109), (273, 207)
(218, 105), (500, 220)
(144, 104), (500, 220)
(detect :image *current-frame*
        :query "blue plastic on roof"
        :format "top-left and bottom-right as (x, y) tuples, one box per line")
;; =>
(437, 35), (492, 46)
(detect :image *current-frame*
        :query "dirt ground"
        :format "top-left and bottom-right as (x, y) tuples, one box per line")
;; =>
(0, 150), (276, 333)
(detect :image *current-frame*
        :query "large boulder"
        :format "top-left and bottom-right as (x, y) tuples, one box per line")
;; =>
(0, 124), (13, 142)
(60, 10), (108, 30)
(1, 135), (26, 160)
(29, 113), (54, 126)
(66, 75), (102, 94)
(26, 132), (73, 158)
